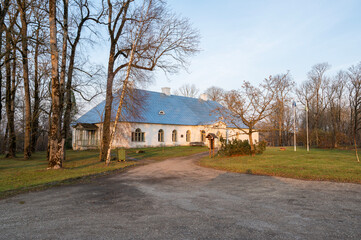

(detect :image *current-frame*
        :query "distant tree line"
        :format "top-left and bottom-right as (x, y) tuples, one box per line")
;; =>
(203, 62), (361, 157)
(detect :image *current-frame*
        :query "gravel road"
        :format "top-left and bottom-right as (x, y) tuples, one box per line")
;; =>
(1, 152), (361, 239)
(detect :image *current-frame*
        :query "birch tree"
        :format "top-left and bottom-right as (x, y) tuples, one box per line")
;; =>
(100, 0), (200, 162)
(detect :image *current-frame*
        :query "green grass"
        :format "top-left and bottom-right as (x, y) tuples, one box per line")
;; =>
(126, 146), (207, 160)
(0, 150), (135, 197)
(0, 146), (207, 198)
(198, 147), (361, 183)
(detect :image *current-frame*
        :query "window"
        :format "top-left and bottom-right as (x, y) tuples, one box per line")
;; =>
(216, 131), (222, 139)
(158, 129), (164, 142)
(159, 110), (165, 115)
(172, 130), (177, 142)
(186, 130), (191, 142)
(132, 128), (145, 142)
(236, 132), (240, 139)
(89, 130), (96, 145)
(201, 130), (206, 142)
(77, 130), (83, 141)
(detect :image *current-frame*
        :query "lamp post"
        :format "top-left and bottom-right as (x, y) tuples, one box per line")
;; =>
(306, 100), (309, 152)
(293, 101), (297, 152)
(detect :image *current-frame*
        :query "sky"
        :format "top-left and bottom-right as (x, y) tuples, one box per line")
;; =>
(142, 0), (361, 93)
(85, 0), (361, 106)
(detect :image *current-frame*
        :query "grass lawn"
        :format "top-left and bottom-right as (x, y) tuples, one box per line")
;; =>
(0, 146), (207, 198)
(199, 147), (361, 184)
(126, 146), (207, 160)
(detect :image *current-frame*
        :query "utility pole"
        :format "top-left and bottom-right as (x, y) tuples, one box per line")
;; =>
(293, 101), (297, 151)
(306, 100), (309, 152)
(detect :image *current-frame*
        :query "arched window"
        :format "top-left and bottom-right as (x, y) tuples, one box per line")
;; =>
(158, 129), (164, 142)
(200, 130), (206, 142)
(132, 128), (145, 142)
(186, 130), (191, 142)
(172, 130), (177, 142)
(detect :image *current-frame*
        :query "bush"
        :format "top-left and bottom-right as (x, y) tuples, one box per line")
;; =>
(255, 140), (267, 154)
(218, 137), (267, 156)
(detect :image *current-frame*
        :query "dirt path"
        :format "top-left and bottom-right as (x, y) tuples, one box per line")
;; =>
(1, 152), (361, 239)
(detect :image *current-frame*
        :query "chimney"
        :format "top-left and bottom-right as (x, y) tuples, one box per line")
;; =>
(199, 93), (208, 101)
(161, 87), (171, 96)
(128, 81), (135, 89)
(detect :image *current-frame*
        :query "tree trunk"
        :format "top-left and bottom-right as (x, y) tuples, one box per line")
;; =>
(48, 0), (63, 169)
(18, 1), (32, 159)
(62, 1), (88, 161)
(59, 0), (68, 162)
(354, 134), (360, 162)
(0, 3), (10, 131)
(100, 48), (115, 162)
(0, 31), (2, 132)
(278, 102), (283, 146)
(105, 30), (140, 164)
(31, 27), (40, 152)
(249, 128), (255, 156)
(5, 30), (15, 158)
(278, 118), (282, 146)
(59, 0), (68, 129)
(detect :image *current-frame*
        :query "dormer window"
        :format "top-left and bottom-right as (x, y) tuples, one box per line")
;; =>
(159, 110), (165, 115)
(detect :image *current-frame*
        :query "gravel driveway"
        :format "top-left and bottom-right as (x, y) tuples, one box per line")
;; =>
(1, 152), (361, 239)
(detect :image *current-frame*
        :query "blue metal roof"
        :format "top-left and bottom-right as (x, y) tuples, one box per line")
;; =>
(75, 89), (247, 128)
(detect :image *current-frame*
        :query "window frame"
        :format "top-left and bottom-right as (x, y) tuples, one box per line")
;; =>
(132, 128), (145, 142)
(186, 130), (191, 142)
(172, 130), (177, 142)
(201, 130), (206, 142)
(158, 129), (164, 142)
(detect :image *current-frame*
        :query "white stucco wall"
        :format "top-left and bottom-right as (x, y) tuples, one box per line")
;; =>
(72, 121), (259, 150)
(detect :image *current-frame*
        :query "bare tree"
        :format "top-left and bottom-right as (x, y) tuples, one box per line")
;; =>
(175, 83), (199, 98)
(205, 86), (224, 102)
(61, 0), (96, 162)
(30, 0), (48, 152)
(266, 72), (294, 146)
(59, 0), (68, 141)
(0, 0), (11, 131)
(327, 71), (347, 148)
(100, 0), (200, 162)
(105, 0), (152, 165)
(17, 0), (33, 159)
(218, 79), (275, 156)
(307, 62), (330, 147)
(348, 63), (361, 162)
(4, 6), (18, 158)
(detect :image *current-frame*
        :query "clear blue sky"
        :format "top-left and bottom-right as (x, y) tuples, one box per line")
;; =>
(143, 0), (361, 93)
(87, 0), (361, 96)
